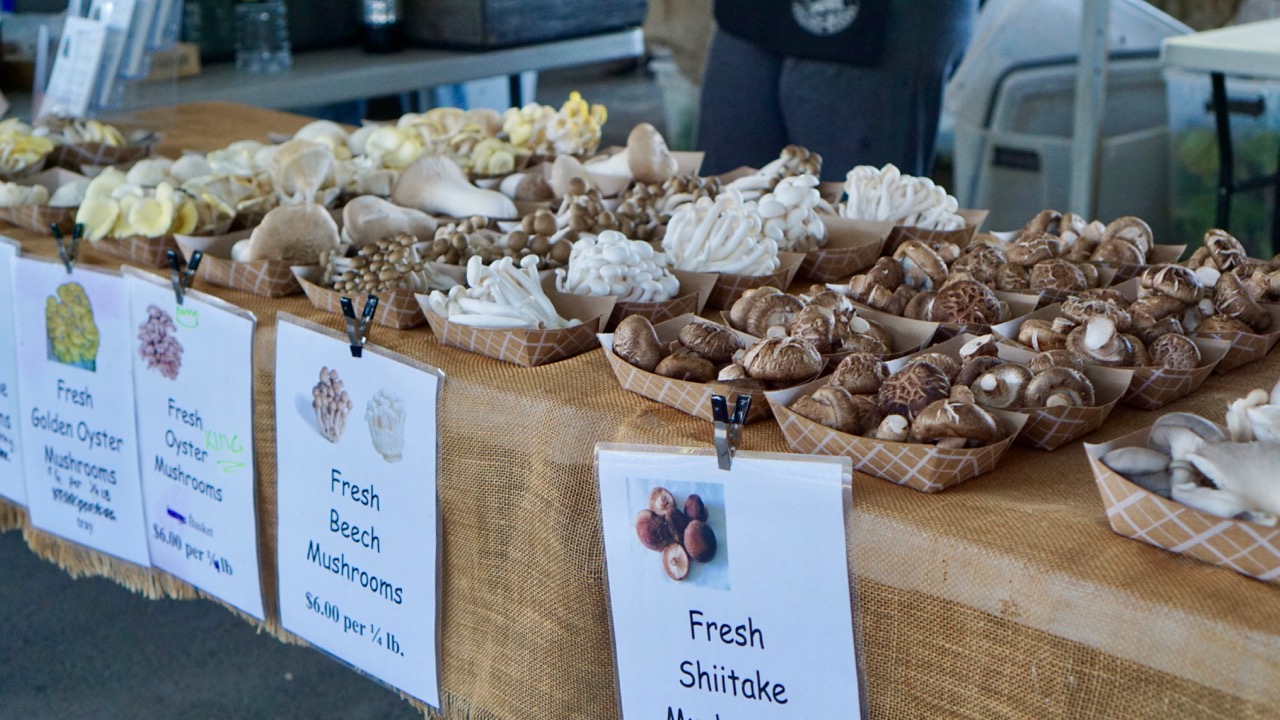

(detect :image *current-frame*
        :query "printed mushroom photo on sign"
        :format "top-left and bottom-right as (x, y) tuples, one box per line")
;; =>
(628, 479), (729, 591)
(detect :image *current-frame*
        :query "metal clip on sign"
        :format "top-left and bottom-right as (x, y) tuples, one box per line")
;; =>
(340, 294), (379, 358)
(51, 222), (83, 274)
(167, 249), (203, 305)
(711, 393), (751, 471)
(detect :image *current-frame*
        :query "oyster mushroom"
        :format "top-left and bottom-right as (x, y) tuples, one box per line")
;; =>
(1102, 446), (1173, 497)
(910, 399), (1003, 448)
(1148, 412), (1227, 487)
(1225, 388), (1270, 443)
(270, 138), (336, 205)
(392, 155), (518, 219)
(231, 203), (340, 264)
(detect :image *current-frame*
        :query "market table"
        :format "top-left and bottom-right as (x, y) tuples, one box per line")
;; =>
(2, 102), (1279, 719)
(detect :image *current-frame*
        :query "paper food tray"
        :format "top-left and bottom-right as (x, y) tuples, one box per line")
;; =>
(598, 314), (816, 423)
(89, 233), (180, 267)
(1100, 243), (1187, 282)
(1085, 429), (1280, 585)
(294, 265), (429, 330)
(797, 216), (892, 283)
(600, 269), (717, 331)
(49, 133), (160, 171)
(705, 252), (806, 310)
(1194, 304), (1280, 374)
(885, 208), (988, 253)
(420, 290), (614, 367)
(175, 231), (301, 298)
(767, 375), (1027, 493)
(0, 155), (50, 183)
(0, 168), (85, 236)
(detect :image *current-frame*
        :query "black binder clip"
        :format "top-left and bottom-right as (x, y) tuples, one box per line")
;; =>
(51, 222), (83, 274)
(711, 394), (751, 471)
(167, 249), (203, 305)
(340, 295), (379, 358)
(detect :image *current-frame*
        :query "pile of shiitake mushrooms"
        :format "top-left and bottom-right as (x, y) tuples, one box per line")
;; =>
(612, 315), (823, 390)
(635, 486), (717, 581)
(726, 286), (897, 355)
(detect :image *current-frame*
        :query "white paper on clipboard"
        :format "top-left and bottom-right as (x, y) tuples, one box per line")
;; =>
(39, 16), (109, 119)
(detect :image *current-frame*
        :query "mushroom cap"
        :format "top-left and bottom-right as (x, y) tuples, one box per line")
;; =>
(1187, 441), (1280, 517)
(790, 385), (881, 435)
(930, 280), (1001, 325)
(878, 361), (951, 420)
(1030, 258), (1089, 292)
(1017, 318), (1068, 352)
(1090, 239), (1145, 265)
(866, 256), (904, 288)
(970, 363), (1033, 408)
(828, 352), (889, 395)
(836, 330), (889, 355)
(873, 414), (911, 441)
(1204, 228), (1247, 272)
(910, 399), (1003, 446)
(951, 244), (1007, 285)
(956, 354), (1007, 387)
(1019, 209), (1062, 239)
(1128, 293), (1185, 326)
(246, 203), (341, 263)
(393, 155), (518, 219)
(613, 315), (665, 371)
(1148, 333), (1201, 370)
(741, 335), (823, 384)
(1065, 316), (1133, 367)
(1141, 264), (1204, 305)
(342, 195), (438, 248)
(1196, 314), (1255, 335)
(1007, 234), (1061, 266)
(626, 122), (679, 185)
(1215, 272), (1272, 332)
(893, 240), (948, 290)
(678, 320), (744, 364)
(996, 263), (1031, 291)
(788, 305), (837, 352)
(959, 334), (999, 361)
(1024, 366), (1095, 407)
(904, 352), (960, 382)
(1027, 349), (1087, 374)
(550, 154), (597, 198)
(271, 138), (335, 204)
(728, 286), (782, 331)
(744, 292), (805, 337)
(654, 351), (716, 382)
(1148, 412), (1227, 457)
(1102, 216), (1154, 256)
(903, 291), (936, 321)
(1061, 296), (1133, 331)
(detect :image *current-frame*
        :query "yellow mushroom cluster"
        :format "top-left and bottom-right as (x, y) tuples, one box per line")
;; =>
(502, 91), (607, 157)
(0, 118), (56, 176)
(45, 282), (100, 367)
(74, 168), (207, 240)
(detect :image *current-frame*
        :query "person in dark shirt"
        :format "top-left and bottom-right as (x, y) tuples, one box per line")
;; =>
(698, 0), (978, 181)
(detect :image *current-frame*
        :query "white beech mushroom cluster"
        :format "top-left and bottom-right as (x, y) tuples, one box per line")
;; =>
(312, 367), (353, 443)
(611, 315), (822, 389)
(724, 145), (823, 200)
(137, 305), (183, 380)
(1183, 228), (1280, 304)
(839, 163), (964, 230)
(727, 286), (898, 355)
(789, 352), (1005, 448)
(758, 174), (828, 253)
(365, 390), (407, 463)
(554, 230), (679, 303)
(661, 190), (780, 276)
(1102, 380), (1280, 525)
(428, 254), (580, 329)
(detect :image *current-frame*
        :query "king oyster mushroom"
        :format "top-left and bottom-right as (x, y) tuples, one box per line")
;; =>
(393, 155), (518, 219)
(341, 195), (438, 248)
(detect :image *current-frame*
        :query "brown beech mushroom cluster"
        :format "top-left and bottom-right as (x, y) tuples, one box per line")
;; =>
(612, 315), (822, 389)
(728, 286), (896, 355)
(323, 233), (457, 293)
(421, 214), (574, 268)
(635, 486), (718, 581)
(789, 352), (1006, 448)
(831, 246), (1011, 326)
(614, 174), (722, 242)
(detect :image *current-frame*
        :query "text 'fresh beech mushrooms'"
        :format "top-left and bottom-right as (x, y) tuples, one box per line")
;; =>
(554, 230), (679, 303)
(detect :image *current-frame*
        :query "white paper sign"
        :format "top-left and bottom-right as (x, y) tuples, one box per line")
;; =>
(125, 270), (264, 619)
(598, 447), (859, 720)
(39, 16), (109, 119)
(14, 257), (149, 565)
(0, 238), (24, 505)
(274, 315), (442, 708)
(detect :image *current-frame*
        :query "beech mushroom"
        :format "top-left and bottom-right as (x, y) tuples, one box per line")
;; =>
(554, 230), (679, 303)
(392, 155), (518, 219)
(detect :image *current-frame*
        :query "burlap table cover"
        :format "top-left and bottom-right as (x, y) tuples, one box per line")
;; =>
(2, 104), (1278, 719)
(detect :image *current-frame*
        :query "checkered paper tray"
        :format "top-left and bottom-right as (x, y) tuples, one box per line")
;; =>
(421, 289), (615, 367)
(89, 233), (181, 267)
(796, 216), (893, 282)
(1101, 243), (1188, 283)
(175, 231), (302, 298)
(1085, 429), (1280, 585)
(598, 314), (811, 424)
(1194, 304), (1280, 374)
(766, 375), (1028, 493)
(705, 252), (807, 310)
(49, 133), (160, 172)
(603, 269), (718, 331)
(0, 168), (85, 236)
(294, 265), (435, 330)
(885, 208), (989, 254)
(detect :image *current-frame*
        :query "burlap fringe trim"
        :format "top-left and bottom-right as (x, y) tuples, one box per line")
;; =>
(404, 690), (502, 720)
(0, 501), (27, 532)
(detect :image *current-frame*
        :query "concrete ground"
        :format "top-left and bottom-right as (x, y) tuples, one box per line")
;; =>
(0, 61), (666, 720)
